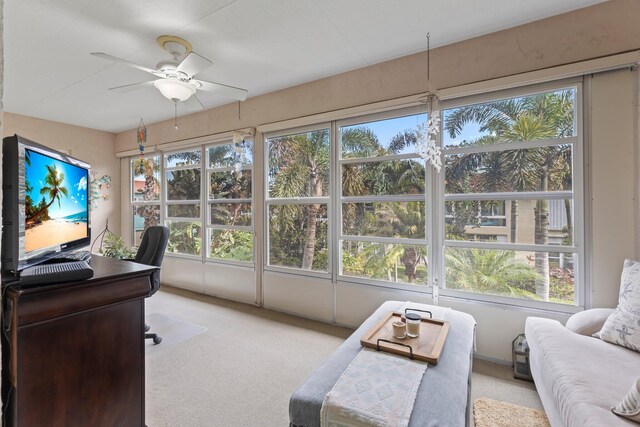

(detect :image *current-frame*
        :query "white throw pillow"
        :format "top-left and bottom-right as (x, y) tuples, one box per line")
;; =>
(596, 259), (640, 352)
(596, 307), (640, 352)
(612, 378), (640, 423)
(618, 259), (640, 313)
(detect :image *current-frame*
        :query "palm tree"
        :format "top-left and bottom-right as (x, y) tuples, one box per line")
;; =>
(376, 201), (427, 282)
(269, 130), (329, 270)
(27, 164), (68, 223)
(444, 90), (575, 300)
(445, 248), (540, 299)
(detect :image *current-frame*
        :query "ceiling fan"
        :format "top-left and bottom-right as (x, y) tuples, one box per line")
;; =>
(91, 35), (248, 111)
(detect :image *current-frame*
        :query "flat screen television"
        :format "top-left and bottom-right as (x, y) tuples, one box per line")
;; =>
(2, 135), (91, 273)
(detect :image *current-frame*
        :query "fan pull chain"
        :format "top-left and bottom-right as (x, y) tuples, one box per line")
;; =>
(174, 101), (178, 130)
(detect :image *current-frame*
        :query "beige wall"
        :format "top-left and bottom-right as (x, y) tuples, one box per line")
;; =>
(115, 0), (640, 152)
(3, 113), (119, 249)
(590, 69), (637, 307)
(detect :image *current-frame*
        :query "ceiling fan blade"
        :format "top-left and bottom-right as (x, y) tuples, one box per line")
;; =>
(91, 52), (161, 76)
(177, 52), (213, 77)
(193, 79), (248, 101)
(108, 81), (156, 93)
(184, 94), (205, 112)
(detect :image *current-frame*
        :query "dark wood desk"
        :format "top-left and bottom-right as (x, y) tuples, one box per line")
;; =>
(1, 256), (157, 427)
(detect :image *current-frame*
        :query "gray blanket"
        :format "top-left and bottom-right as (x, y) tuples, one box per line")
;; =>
(289, 301), (476, 427)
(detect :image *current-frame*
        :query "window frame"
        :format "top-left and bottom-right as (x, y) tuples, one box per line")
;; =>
(205, 139), (255, 266)
(437, 78), (585, 312)
(335, 107), (434, 291)
(162, 147), (205, 259)
(264, 122), (333, 279)
(130, 154), (162, 247)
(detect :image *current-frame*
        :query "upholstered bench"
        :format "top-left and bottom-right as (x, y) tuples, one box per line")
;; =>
(289, 301), (477, 427)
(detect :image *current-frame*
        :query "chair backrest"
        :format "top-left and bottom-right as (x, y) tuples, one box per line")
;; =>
(134, 226), (169, 293)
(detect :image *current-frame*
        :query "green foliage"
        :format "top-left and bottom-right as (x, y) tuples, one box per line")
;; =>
(210, 230), (253, 262)
(445, 248), (540, 299)
(99, 231), (136, 260)
(167, 222), (201, 256)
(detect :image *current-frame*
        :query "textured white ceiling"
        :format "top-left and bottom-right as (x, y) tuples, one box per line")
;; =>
(4, 0), (604, 133)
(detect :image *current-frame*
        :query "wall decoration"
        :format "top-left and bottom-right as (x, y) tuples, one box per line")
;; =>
(89, 173), (112, 211)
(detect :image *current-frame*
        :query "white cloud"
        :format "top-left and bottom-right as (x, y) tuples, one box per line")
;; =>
(77, 176), (87, 191)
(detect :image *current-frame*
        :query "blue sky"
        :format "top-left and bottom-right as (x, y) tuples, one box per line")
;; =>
(26, 149), (88, 219)
(342, 112), (484, 154)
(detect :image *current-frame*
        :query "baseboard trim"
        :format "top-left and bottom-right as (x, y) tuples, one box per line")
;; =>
(474, 353), (512, 366)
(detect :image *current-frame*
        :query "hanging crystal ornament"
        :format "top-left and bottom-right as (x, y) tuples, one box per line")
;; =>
(232, 131), (245, 175)
(416, 33), (442, 172)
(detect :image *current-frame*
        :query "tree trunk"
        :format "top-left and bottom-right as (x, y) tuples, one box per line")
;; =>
(510, 200), (518, 243)
(301, 203), (319, 270)
(26, 194), (56, 224)
(534, 168), (550, 301)
(301, 167), (323, 270)
(401, 246), (418, 283)
(564, 198), (573, 245)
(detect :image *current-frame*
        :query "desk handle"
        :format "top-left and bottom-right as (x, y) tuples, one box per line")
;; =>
(376, 339), (413, 359)
(404, 308), (432, 318)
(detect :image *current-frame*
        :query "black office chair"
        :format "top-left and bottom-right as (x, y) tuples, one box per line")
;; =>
(132, 225), (169, 345)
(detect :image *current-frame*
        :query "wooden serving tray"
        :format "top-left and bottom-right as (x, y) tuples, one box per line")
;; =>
(360, 311), (450, 364)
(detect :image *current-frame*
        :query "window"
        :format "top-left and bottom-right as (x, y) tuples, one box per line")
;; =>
(265, 127), (330, 273)
(131, 155), (161, 246)
(441, 84), (582, 306)
(206, 140), (254, 263)
(164, 149), (202, 256)
(338, 111), (429, 285)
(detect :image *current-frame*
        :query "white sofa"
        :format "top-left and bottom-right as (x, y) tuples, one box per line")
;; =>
(526, 309), (640, 427)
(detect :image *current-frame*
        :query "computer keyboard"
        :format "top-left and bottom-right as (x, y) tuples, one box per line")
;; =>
(20, 261), (94, 287)
(50, 250), (92, 262)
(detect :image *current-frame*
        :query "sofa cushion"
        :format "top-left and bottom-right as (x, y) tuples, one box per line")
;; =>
(566, 308), (614, 336)
(526, 317), (640, 426)
(596, 260), (640, 352)
(618, 259), (640, 313)
(597, 308), (640, 352)
(612, 378), (640, 423)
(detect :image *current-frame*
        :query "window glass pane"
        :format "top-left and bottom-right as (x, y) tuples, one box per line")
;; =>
(133, 205), (160, 246)
(165, 150), (201, 167)
(342, 202), (425, 239)
(209, 170), (251, 199)
(341, 241), (428, 285)
(208, 229), (253, 262)
(444, 247), (575, 305)
(166, 169), (201, 200)
(208, 141), (253, 168)
(167, 204), (200, 218)
(442, 88), (576, 148)
(267, 129), (330, 198)
(268, 204), (328, 271)
(342, 159), (425, 197)
(444, 145), (572, 194)
(340, 113), (427, 159)
(445, 199), (573, 245)
(166, 221), (201, 256)
(131, 156), (160, 202)
(210, 203), (252, 226)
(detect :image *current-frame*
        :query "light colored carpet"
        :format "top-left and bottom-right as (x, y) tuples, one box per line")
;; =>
(145, 313), (207, 351)
(474, 398), (550, 427)
(146, 286), (545, 427)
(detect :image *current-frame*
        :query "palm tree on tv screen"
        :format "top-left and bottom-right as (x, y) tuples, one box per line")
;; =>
(26, 164), (69, 224)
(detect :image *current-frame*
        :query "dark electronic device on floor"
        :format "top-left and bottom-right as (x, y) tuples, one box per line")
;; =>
(512, 333), (533, 381)
(1, 134), (92, 286)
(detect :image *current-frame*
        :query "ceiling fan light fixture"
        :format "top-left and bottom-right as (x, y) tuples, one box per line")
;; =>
(153, 79), (196, 102)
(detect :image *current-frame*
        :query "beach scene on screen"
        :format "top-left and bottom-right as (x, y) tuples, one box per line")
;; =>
(24, 149), (88, 252)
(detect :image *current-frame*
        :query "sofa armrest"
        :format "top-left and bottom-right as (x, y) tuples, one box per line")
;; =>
(565, 308), (615, 336)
